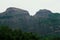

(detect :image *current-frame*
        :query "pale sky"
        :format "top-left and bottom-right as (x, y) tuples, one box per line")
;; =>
(0, 0), (60, 15)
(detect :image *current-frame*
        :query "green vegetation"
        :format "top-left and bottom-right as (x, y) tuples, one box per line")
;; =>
(0, 26), (60, 40)
(0, 26), (40, 40)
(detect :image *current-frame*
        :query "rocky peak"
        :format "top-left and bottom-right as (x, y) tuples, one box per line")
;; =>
(5, 7), (30, 15)
(36, 9), (52, 15)
(34, 9), (52, 18)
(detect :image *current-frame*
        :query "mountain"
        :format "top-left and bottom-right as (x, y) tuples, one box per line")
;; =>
(0, 7), (60, 36)
(0, 7), (30, 30)
(34, 9), (52, 18)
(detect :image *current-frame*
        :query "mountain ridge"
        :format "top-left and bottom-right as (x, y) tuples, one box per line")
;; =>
(0, 7), (60, 35)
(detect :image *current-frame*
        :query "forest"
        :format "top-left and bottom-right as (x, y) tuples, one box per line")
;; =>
(0, 26), (60, 40)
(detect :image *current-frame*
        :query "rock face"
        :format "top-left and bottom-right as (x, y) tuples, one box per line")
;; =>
(5, 7), (29, 16)
(0, 7), (30, 30)
(0, 7), (60, 35)
(34, 9), (52, 18)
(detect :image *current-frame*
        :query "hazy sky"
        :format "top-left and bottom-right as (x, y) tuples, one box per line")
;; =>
(0, 0), (60, 15)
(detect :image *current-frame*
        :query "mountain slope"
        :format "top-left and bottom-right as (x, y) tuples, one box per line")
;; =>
(0, 7), (60, 35)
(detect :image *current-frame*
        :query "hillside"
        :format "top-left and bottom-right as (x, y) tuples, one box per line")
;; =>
(0, 7), (60, 35)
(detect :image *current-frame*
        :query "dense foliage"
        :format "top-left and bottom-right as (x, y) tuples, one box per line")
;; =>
(0, 26), (60, 40)
(0, 26), (41, 40)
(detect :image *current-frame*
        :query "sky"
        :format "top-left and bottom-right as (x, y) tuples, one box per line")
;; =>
(0, 0), (60, 15)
